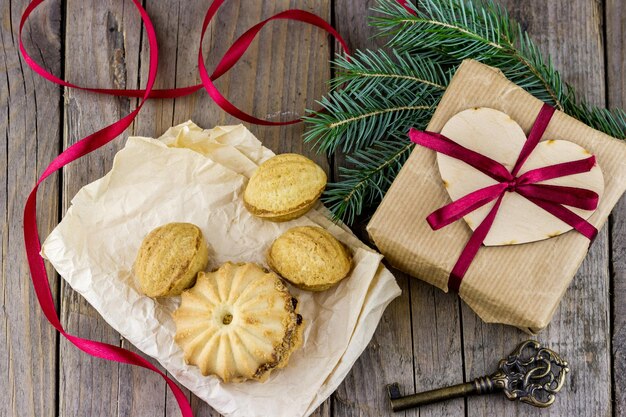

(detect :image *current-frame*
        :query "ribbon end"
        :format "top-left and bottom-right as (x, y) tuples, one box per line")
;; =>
(447, 274), (462, 293)
(426, 215), (441, 231)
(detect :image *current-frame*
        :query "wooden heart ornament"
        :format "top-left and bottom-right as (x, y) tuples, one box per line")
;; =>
(437, 107), (604, 246)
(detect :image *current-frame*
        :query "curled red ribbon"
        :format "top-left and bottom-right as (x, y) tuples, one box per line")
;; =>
(20, 1), (349, 416)
(409, 104), (599, 292)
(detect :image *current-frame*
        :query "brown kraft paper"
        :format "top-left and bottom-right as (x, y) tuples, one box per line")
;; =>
(367, 59), (626, 333)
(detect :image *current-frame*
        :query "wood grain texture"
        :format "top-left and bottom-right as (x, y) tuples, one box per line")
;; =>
(125, 2), (195, 415)
(331, 0), (387, 216)
(60, 1), (142, 416)
(5, 1), (625, 417)
(1, 1), (62, 417)
(333, 0), (387, 51)
(462, 1), (612, 417)
(157, 0), (332, 170)
(333, 271), (414, 417)
(330, 4), (412, 417)
(410, 283), (464, 417)
(606, 0), (626, 415)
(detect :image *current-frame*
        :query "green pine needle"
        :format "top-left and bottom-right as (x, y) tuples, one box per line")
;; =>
(372, 0), (569, 107)
(330, 49), (449, 95)
(303, 49), (448, 155)
(306, 0), (626, 224)
(323, 139), (416, 224)
(373, 0), (626, 137)
(303, 88), (436, 154)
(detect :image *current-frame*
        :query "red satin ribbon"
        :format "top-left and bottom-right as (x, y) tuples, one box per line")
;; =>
(20, 1), (350, 416)
(198, 2), (350, 125)
(396, 0), (416, 13)
(409, 104), (599, 292)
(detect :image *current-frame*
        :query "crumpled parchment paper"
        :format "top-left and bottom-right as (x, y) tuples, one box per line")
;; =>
(41, 121), (401, 417)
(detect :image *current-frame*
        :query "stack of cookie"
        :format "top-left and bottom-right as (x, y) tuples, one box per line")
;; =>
(133, 153), (354, 383)
(41, 121), (400, 417)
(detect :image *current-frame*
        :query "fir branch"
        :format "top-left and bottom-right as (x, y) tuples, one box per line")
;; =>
(372, 0), (570, 108)
(304, 49), (447, 155)
(372, 0), (626, 139)
(304, 0), (626, 224)
(323, 139), (416, 224)
(303, 88), (436, 154)
(328, 106), (430, 128)
(330, 49), (449, 95)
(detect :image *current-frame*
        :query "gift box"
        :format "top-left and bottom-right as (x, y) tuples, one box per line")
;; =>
(367, 59), (626, 333)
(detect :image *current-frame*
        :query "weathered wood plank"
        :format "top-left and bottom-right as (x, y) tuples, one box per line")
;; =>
(117, 341), (167, 417)
(60, 1), (143, 416)
(117, 1), (182, 415)
(5, 1), (626, 417)
(162, 0), (331, 171)
(188, 1), (331, 414)
(606, 0), (626, 415)
(463, 1), (612, 416)
(333, 272), (414, 417)
(1, 1), (62, 417)
(331, 4), (466, 417)
(331, 3), (395, 417)
(132, 0), (180, 138)
(333, 0), (387, 52)
(330, 0), (387, 245)
(410, 285), (464, 417)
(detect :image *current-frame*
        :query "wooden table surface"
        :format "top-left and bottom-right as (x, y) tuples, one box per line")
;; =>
(2, 0), (625, 416)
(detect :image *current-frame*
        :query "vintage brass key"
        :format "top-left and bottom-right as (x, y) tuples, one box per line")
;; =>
(387, 340), (569, 411)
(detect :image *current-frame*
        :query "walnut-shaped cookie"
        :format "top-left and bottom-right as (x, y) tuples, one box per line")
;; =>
(268, 226), (352, 291)
(134, 223), (209, 297)
(244, 154), (327, 222)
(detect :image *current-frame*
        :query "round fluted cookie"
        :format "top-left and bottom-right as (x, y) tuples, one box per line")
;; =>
(268, 226), (352, 291)
(244, 154), (327, 222)
(172, 262), (303, 383)
(134, 223), (209, 297)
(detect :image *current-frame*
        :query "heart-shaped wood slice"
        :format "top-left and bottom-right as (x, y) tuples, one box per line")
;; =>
(437, 107), (604, 246)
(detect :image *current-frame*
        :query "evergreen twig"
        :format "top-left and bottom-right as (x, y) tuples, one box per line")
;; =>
(305, 0), (626, 224)
(303, 50), (448, 154)
(303, 88), (436, 154)
(373, 0), (626, 137)
(330, 49), (449, 95)
(323, 140), (415, 225)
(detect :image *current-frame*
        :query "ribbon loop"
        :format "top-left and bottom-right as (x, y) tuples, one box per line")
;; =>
(516, 184), (599, 210)
(19, 1), (350, 416)
(426, 183), (507, 230)
(409, 129), (513, 182)
(516, 155), (596, 185)
(411, 104), (599, 292)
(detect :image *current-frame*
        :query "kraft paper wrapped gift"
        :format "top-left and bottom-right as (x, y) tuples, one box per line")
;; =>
(367, 59), (626, 332)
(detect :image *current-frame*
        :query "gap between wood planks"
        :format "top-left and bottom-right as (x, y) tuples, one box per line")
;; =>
(7, 0), (626, 416)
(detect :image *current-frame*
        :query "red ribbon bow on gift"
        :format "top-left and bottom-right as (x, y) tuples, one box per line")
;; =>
(409, 104), (599, 292)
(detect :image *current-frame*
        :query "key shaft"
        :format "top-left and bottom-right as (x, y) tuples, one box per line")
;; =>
(388, 376), (499, 411)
